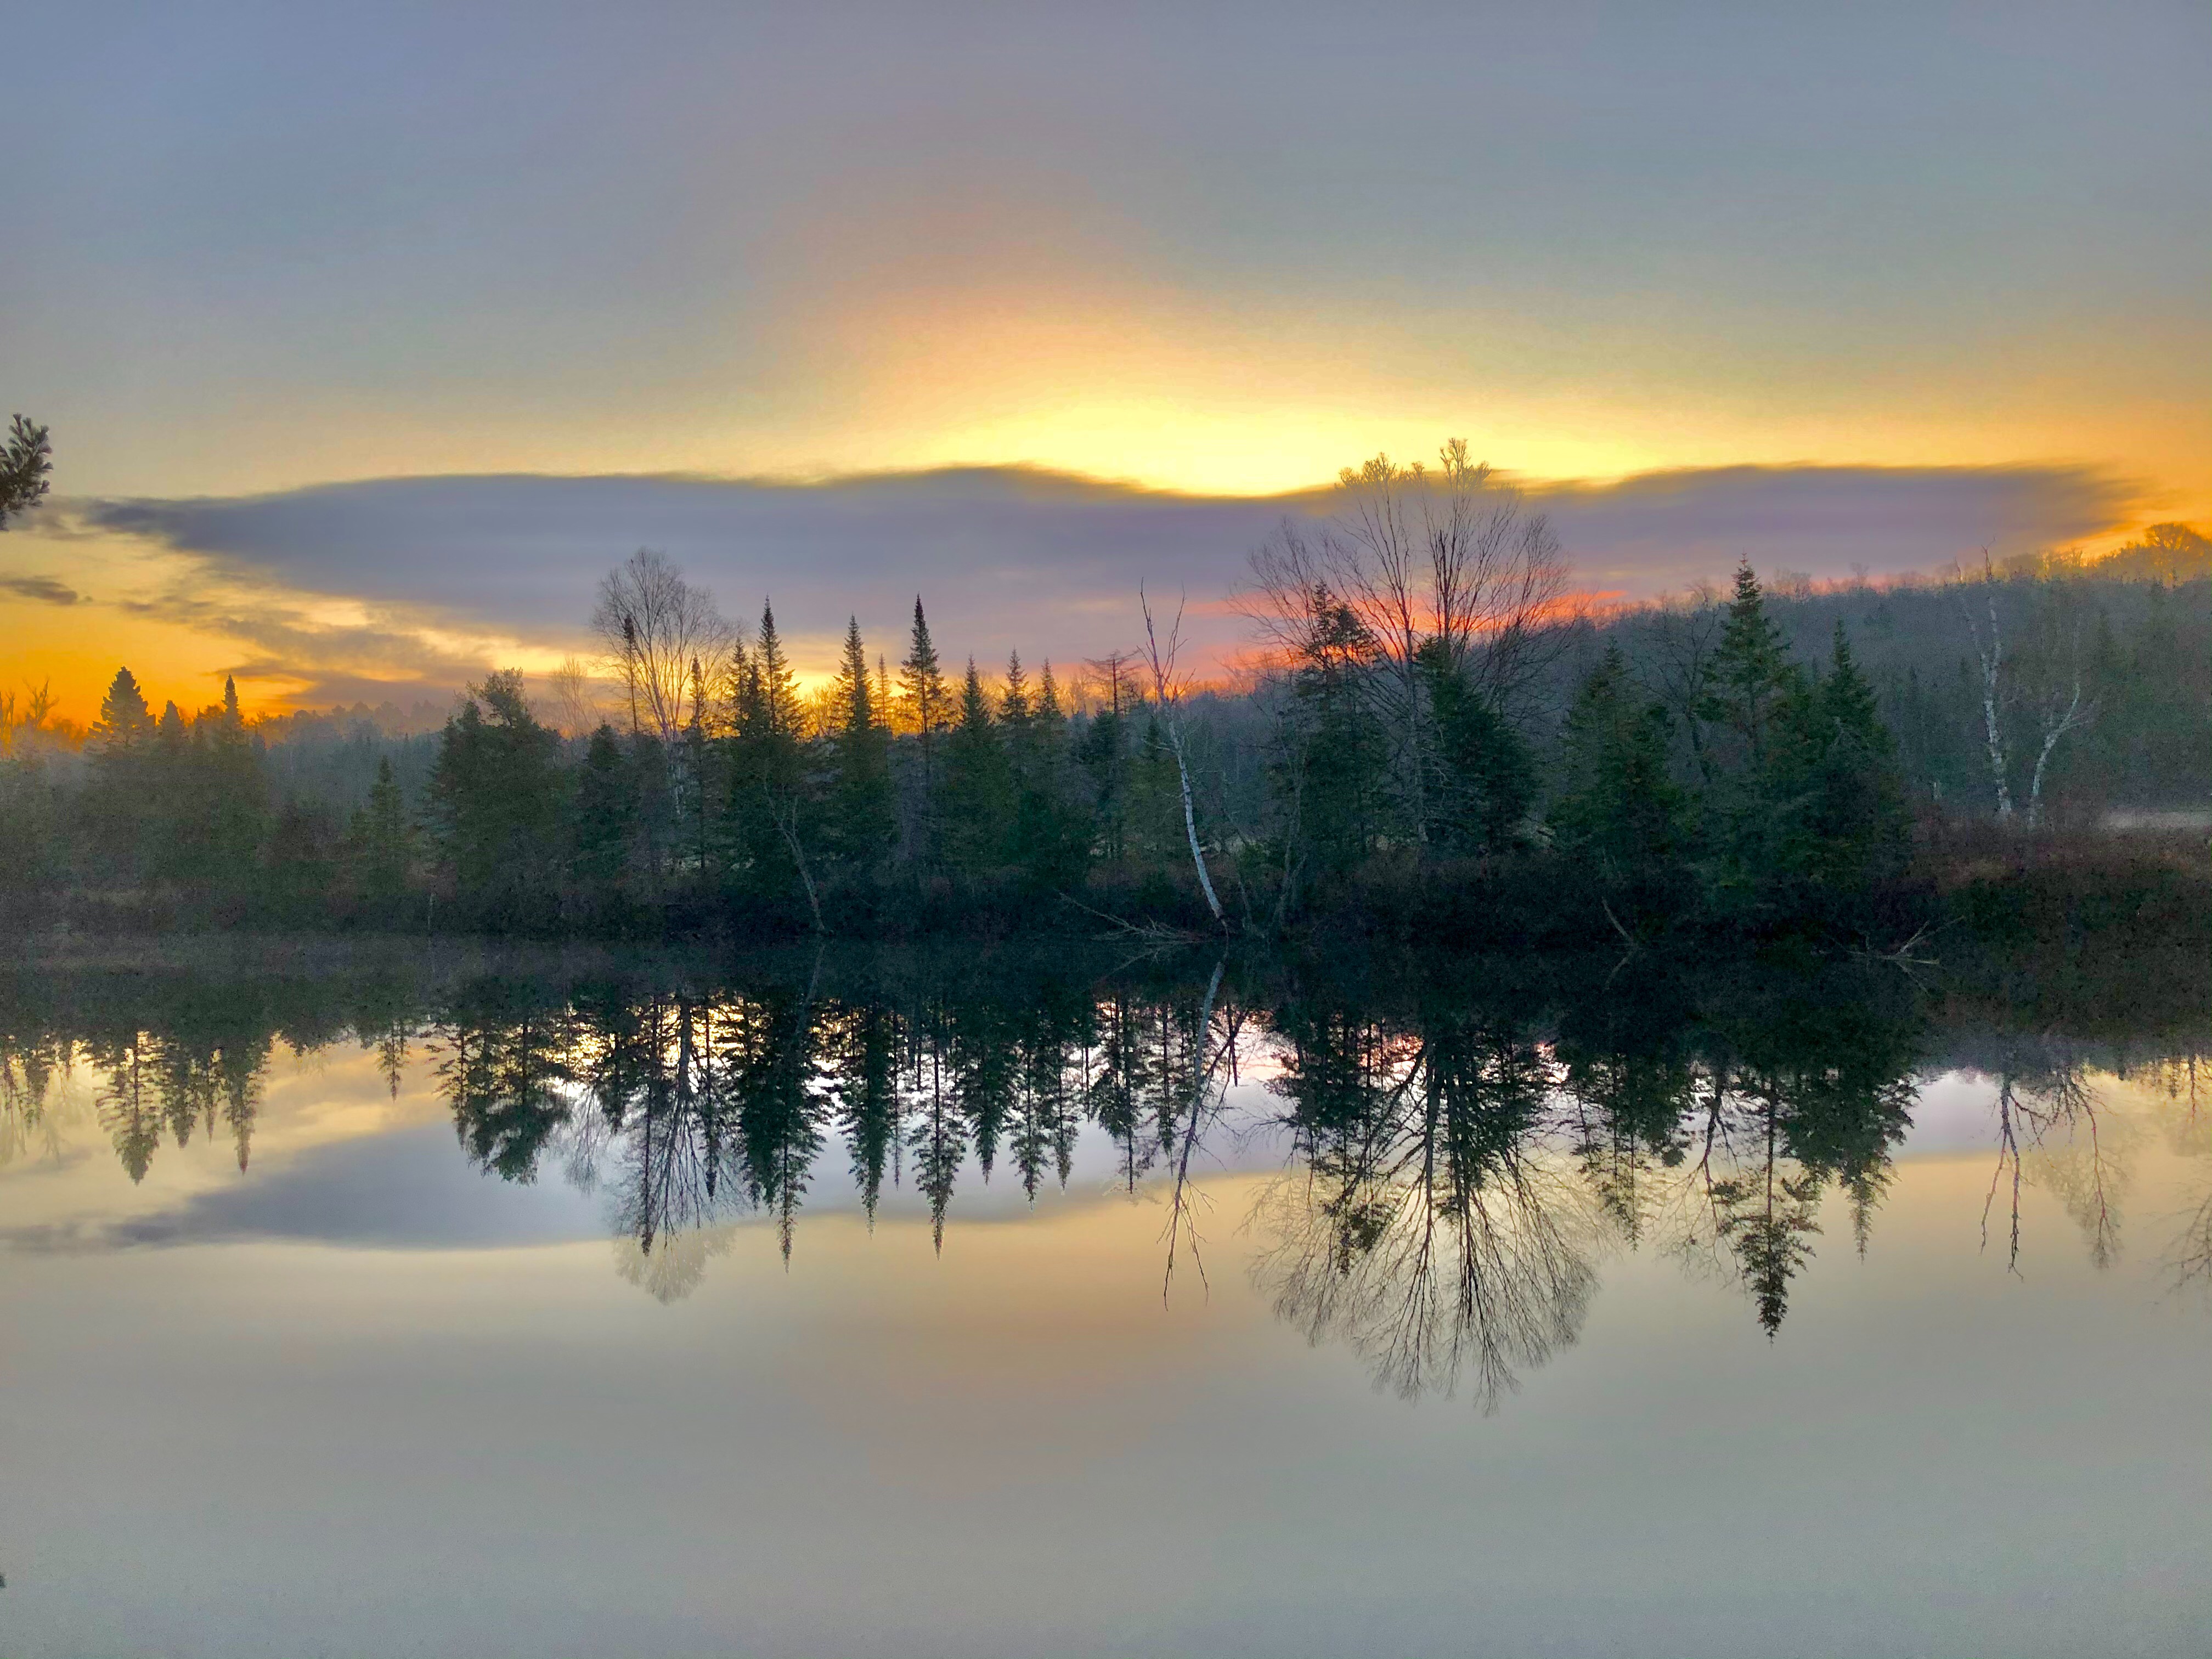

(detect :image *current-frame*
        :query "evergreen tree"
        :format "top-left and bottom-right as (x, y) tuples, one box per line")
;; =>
(1274, 594), (1385, 879)
(998, 650), (1031, 731)
(1419, 639), (1536, 856)
(203, 675), (269, 893)
(1008, 656), (1084, 890)
(898, 597), (950, 862)
(939, 660), (1012, 877)
(1551, 645), (1690, 908)
(1694, 565), (1812, 913)
(825, 617), (895, 871)
(1791, 625), (1911, 896)
(680, 655), (719, 885)
(427, 671), (566, 931)
(92, 667), (153, 749)
(727, 603), (815, 920)
(571, 725), (636, 918)
(1698, 563), (1802, 770)
(346, 754), (414, 911)
(84, 667), (157, 878)
(1077, 659), (1138, 861)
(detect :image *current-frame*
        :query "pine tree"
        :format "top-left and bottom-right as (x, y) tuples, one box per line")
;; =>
(571, 725), (636, 915)
(427, 671), (566, 931)
(1272, 596), (1386, 881)
(1077, 664), (1134, 861)
(727, 602), (812, 916)
(84, 668), (158, 878)
(939, 660), (1011, 877)
(1693, 565), (1813, 913)
(998, 650), (1031, 731)
(1793, 624), (1910, 895)
(899, 597), (951, 862)
(1009, 655), (1082, 889)
(1418, 639), (1533, 857)
(92, 667), (153, 750)
(753, 603), (805, 738)
(1699, 563), (1800, 769)
(825, 617), (895, 870)
(205, 674), (268, 889)
(1553, 645), (1688, 887)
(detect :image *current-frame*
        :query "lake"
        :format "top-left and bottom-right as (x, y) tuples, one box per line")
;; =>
(1, 940), (2206, 1657)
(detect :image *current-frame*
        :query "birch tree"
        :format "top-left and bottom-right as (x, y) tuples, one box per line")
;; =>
(1139, 586), (1225, 929)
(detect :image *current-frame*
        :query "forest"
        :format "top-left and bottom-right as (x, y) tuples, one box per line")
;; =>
(2, 453), (2207, 946)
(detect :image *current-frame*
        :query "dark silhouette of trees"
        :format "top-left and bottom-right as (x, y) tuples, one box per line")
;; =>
(0, 414), (51, 528)
(428, 672), (566, 930)
(824, 617), (895, 874)
(23, 446), (2203, 944)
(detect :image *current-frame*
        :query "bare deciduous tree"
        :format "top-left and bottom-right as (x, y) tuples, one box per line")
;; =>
(1959, 554), (2016, 822)
(2019, 588), (2099, 830)
(1244, 441), (1575, 841)
(590, 549), (732, 745)
(1139, 585), (1226, 929)
(546, 656), (606, 740)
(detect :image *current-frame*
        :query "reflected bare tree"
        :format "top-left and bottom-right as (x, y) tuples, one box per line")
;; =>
(1252, 997), (1598, 1409)
(1974, 1034), (2121, 1271)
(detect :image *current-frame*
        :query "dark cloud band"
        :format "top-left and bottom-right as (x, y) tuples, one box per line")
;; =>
(66, 460), (2138, 701)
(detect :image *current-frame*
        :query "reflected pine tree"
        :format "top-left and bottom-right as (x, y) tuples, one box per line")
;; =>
(6, 944), (2198, 1360)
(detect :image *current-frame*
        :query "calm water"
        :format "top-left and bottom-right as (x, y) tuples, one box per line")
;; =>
(1, 941), (2207, 1658)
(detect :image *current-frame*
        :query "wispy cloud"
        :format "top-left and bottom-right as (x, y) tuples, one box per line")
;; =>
(0, 573), (83, 605)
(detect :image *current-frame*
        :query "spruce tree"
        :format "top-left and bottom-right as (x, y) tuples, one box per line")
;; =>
(1553, 645), (1688, 889)
(729, 602), (811, 914)
(998, 650), (1032, 746)
(572, 725), (636, 915)
(826, 617), (895, 870)
(1276, 596), (1385, 879)
(1694, 565), (1811, 913)
(92, 667), (153, 749)
(1009, 656), (1083, 889)
(939, 660), (1011, 877)
(362, 755), (413, 901)
(427, 671), (566, 931)
(205, 674), (268, 890)
(1795, 624), (1910, 895)
(899, 597), (950, 861)
(86, 668), (156, 878)
(1418, 639), (1534, 857)
(1699, 563), (1800, 769)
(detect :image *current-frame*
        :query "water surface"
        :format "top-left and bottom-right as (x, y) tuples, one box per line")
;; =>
(2, 943), (2206, 1657)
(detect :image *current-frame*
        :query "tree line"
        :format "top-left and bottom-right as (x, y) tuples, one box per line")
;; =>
(2, 445), (2204, 943)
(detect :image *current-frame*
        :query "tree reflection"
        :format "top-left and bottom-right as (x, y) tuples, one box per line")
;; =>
(5, 946), (2202, 1380)
(1254, 980), (1599, 1408)
(1966, 1031), (2123, 1271)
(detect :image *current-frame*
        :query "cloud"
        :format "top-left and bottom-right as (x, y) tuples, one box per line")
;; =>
(0, 573), (83, 605)
(1, 1125), (602, 1254)
(67, 460), (2142, 694)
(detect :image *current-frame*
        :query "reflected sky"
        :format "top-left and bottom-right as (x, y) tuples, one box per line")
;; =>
(1, 945), (2207, 1656)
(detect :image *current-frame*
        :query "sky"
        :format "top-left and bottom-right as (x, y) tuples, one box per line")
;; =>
(2, 2), (2205, 716)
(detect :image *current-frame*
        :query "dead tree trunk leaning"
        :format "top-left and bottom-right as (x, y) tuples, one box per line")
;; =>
(1140, 585), (1226, 930)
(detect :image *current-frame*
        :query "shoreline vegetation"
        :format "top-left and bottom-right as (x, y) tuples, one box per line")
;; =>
(2, 450), (2205, 952)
